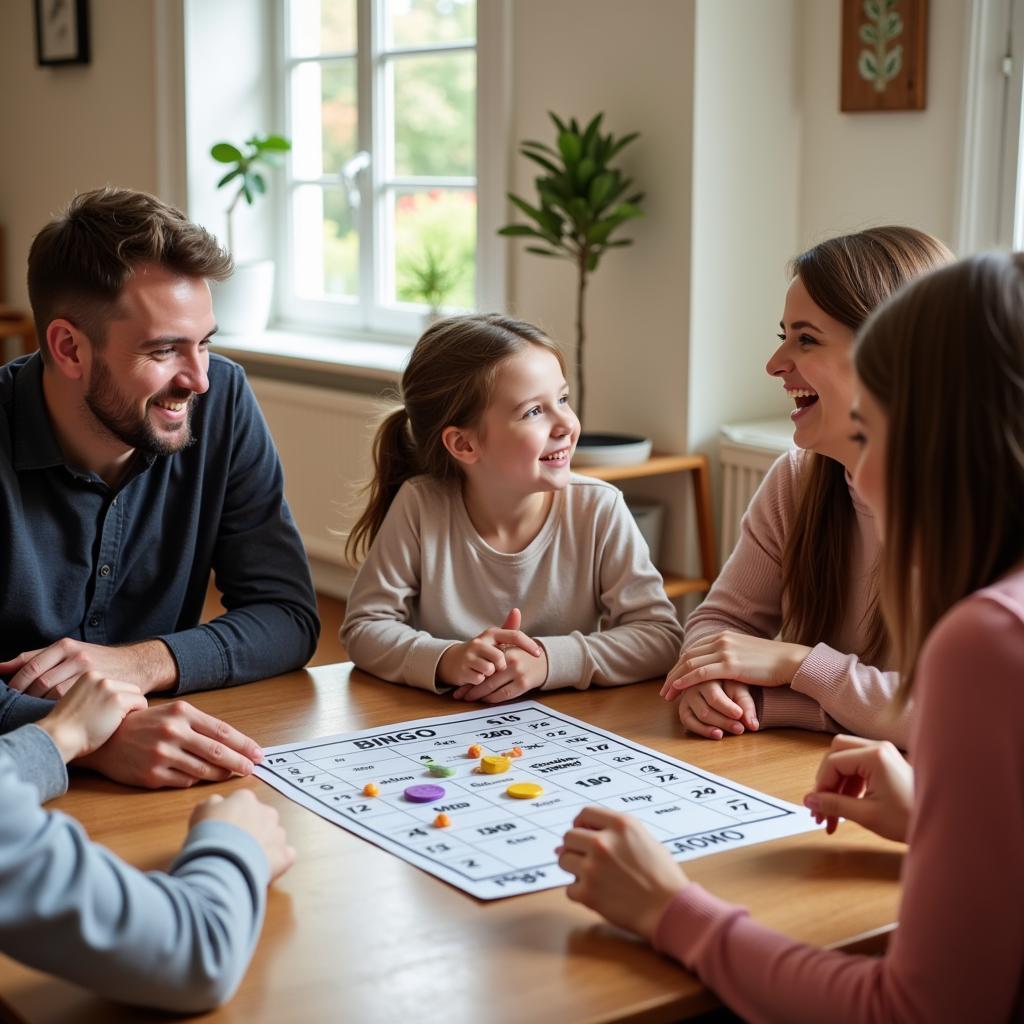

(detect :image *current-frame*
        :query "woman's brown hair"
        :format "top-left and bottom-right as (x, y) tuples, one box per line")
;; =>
(345, 313), (564, 563)
(781, 227), (953, 660)
(855, 252), (1024, 697)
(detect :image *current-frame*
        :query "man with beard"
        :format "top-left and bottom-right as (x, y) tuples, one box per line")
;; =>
(0, 187), (320, 787)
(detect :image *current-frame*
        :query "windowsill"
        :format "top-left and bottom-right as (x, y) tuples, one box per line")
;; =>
(212, 326), (412, 384)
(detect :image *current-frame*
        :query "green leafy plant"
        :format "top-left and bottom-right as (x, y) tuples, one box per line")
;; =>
(858, 0), (903, 92)
(210, 134), (292, 255)
(498, 112), (644, 426)
(402, 242), (464, 313)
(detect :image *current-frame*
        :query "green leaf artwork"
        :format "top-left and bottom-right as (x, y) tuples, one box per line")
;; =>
(858, 0), (904, 92)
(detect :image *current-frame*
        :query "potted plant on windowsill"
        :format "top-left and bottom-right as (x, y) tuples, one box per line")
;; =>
(402, 243), (464, 331)
(209, 133), (291, 337)
(498, 112), (648, 466)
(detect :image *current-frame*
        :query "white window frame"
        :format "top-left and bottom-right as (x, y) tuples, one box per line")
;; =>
(274, 0), (509, 340)
(955, 0), (1024, 252)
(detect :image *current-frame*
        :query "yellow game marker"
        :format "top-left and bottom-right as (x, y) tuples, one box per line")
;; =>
(479, 755), (511, 774)
(507, 782), (543, 800)
(362, 782), (380, 798)
(433, 812), (452, 828)
(467, 744), (483, 758)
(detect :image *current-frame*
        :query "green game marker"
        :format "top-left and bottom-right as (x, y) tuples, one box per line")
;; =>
(426, 762), (455, 778)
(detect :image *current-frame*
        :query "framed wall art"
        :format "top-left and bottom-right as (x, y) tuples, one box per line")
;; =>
(35, 0), (90, 67)
(841, 0), (927, 112)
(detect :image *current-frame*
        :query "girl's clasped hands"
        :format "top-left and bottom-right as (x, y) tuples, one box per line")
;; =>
(442, 608), (549, 703)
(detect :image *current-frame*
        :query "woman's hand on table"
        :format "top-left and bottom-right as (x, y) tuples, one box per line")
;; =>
(558, 806), (688, 941)
(37, 672), (146, 762)
(661, 631), (812, 698)
(675, 679), (758, 739)
(804, 734), (913, 842)
(190, 789), (296, 881)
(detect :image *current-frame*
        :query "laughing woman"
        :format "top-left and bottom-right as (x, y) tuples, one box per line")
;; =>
(661, 227), (951, 747)
(562, 250), (1024, 1022)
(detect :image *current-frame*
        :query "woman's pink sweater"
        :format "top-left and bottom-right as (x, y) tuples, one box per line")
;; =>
(685, 450), (909, 747)
(656, 567), (1024, 1021)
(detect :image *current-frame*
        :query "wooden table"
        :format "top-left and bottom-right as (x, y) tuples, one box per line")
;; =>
(0, 667), (904, 1023)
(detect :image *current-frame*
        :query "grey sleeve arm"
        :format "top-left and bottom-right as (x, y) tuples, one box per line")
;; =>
(0, 758), (270, 1012)
(0, 681), (55, 734)
(0, 724), (67, 802)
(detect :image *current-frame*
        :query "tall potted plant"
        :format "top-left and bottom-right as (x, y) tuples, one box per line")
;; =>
(499, 112), (645, 462)
(209, 133), (291, 336)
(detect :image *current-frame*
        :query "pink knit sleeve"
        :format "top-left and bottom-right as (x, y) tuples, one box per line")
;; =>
(685, 452), (840, 733)
(789, 645), (910, 747)
(684, 453), (796, 646)
(652, 589), (1024, 1022)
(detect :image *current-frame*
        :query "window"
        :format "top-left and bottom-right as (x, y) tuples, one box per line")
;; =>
(278, 0), (506, 337)
(956, 0), (1024, 253)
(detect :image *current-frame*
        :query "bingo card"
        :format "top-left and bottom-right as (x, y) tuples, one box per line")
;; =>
(254, 701), (819, 900)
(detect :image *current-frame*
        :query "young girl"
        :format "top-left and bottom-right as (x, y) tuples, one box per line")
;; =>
(662, 227), (952, 746)
(559, 252), (1024, 1020)
(341, 314), (683, 700)
(1, 672), (294, 1010)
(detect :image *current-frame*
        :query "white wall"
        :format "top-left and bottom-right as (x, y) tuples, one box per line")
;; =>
(0, 0), (972, 578)
(797, 0), (967, 249)
(0, 0), (160, 309)
(687, 0), (801, 456)
(183, 0), (276, 261)
(507, 0), (695, 452)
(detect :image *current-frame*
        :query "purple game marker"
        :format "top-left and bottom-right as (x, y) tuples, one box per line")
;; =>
(404, 784), (446, 803)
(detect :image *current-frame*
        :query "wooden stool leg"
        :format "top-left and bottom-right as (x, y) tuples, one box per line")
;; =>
(690, 456), (718, 585)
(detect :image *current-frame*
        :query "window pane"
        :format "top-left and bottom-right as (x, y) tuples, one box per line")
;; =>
(292, 185), (359, 299)
(291, 59), (358, 179)
(392, 51), (475, 177)
(289, 0), (357, 56)
(392, 189), (476, 309)
(386, 0), (475, 48)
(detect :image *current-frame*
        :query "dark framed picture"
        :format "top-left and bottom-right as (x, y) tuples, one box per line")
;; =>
(35, 0), (90, 67)
(841, 0), (927, 112)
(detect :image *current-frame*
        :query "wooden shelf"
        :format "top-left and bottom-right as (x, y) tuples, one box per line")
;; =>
(574, 452), (706, 482)
(575, 452), (718, 598)
(662, 574), (712, 598)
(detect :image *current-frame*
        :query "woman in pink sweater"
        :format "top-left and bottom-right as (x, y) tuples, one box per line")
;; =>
(663, 228), (951, 746)
(559, 252), (1024, 1021)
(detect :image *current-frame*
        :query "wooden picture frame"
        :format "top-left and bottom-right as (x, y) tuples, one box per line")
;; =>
(35, 0), (90, 67)
(841, 0), (926, 112)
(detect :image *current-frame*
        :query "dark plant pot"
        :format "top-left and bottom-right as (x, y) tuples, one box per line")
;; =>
(573, 432), (653, 467)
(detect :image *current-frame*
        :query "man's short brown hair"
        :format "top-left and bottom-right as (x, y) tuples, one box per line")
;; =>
(27, 187), (233, 361)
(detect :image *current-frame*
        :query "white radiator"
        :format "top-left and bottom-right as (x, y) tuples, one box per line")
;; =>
(718, 418), (793, 563)
(249, 377), (398, 597)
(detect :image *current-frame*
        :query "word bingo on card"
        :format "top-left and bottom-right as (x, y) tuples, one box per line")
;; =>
(254, 702), (819, 900)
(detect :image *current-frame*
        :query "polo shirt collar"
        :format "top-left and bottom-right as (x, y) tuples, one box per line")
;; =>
(10, 354), (158, 480)
(12, 354), (65, 472)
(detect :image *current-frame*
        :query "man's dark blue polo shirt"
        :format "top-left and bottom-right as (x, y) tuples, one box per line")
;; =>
(0, 352), (320, 732)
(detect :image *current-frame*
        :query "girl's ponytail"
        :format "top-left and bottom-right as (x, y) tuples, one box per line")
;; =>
(346, 405), (418, 564)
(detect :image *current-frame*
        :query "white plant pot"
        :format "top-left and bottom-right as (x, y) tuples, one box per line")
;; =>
(573, 432), (653, 467)
(210, 259), (275, 336)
